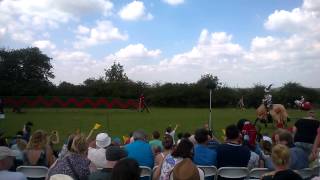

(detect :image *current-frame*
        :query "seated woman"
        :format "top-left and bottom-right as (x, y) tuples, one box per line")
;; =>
(153, 138), (195, 180)
(23, 130), (55, 167)
(154, 134), (174, 167)
(48, 134), (91, 180)
(261, 144), (302, 180)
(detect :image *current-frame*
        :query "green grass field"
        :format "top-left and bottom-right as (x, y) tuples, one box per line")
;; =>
(0, 108), (316, 149)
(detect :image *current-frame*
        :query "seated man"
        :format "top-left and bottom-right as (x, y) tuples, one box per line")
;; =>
(89, 146), (128, 180)
(125, 130), (154, 168)
(0, 146), (26, 180)
(216, 124), (251, 168)
(193, 128), (217, 166)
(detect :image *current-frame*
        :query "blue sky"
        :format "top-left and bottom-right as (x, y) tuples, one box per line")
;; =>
(0, 0), (319, 87)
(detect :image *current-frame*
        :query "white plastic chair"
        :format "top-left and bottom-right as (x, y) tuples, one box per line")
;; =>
(249, 168), (271, 180)
(16, 166), (49, 178)
(140, 166), (152, 179)
(217, 167), (249, 179)
(197, 165), (217, 179)
(297, 168), (313, 179)
(313, 166), (320, 177)
(169, 167), (205, 180)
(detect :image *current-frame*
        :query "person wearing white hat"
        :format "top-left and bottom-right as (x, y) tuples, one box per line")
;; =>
(87, 133), (111, 168)
(0, 146), (26, 180)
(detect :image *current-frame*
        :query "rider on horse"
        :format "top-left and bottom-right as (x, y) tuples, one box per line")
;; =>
(263, 84), (273, 113)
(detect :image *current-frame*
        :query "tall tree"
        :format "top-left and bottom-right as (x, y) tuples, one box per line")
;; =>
(0, 47), (54, 95)
(104, 62), (128, 82)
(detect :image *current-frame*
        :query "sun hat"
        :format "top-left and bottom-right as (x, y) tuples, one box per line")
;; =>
(50, 174), (74, 180)
(0, 146), (17, 160)
(96, 133), (111, 148)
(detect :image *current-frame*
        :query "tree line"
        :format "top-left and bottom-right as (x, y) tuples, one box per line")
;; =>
(1, 47), (319, 108)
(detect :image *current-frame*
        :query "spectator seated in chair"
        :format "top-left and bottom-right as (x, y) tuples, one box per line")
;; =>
(0, 146), (27, 180)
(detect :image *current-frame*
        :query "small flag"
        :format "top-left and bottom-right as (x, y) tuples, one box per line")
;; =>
(93, 123), (101, 130)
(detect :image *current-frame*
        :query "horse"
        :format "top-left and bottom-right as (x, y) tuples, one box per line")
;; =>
(255, 104), (289, 128)
(294, 100), (312, 111)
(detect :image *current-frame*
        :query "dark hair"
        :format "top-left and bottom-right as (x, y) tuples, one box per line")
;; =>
(152, 131), (160, 139)
(226, 124), (240, 140)
(237, 119), (248, 131)
(172, 139), (193, 158)
(166, 127), (172, 133)
(183, 132), (191, 138)
(177, 132), (183, 139)
(194, 128), (209, 144)
(111, 158), (141, 180)
(278, 130), (294, 146)
(162, 134), (173, 150)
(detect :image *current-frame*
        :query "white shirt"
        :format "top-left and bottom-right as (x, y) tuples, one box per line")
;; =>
(87, 147), (107, 168)
(0, 170), (27, 180)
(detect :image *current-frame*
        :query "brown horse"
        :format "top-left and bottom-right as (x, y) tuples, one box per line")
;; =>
(255, 104), (289, 128)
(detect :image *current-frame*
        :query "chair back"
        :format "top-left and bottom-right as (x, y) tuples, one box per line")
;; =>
(217, 167), (249, 179)
(16, 166), (49, 178)
(197, 165), (217, 177)
(140, 166), (152, 179)
(313, 166), (320, 177)
(249, 168), (271, 179)
(297, 168), (313, 179)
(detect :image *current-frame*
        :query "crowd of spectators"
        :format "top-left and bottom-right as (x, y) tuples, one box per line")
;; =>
(0, 111), (319, 180)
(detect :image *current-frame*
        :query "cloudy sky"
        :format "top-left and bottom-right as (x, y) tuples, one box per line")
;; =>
(0, 0), (319, 87)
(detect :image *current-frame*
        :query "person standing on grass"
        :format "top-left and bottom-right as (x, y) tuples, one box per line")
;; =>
(139, 94), (150, 113)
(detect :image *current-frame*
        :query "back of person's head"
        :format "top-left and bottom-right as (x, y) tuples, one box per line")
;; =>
(261, 139), (272, 155)
(278, 130), (294, 146)
(271, 144), (290, 167)
(166, 127), (172, 133)
(183, 132), (191, 138)
(70, 134), (88, 155)
(177, 132), (183, 139)
(194, 128), (209, 144)
(172, 139), (193, 158)
(237, 119), (248, 131)
(27, 130), (47, 149)
(105, 146), (128, 161)
(111, 158), (141, 180)
(132, 130), (147, 141)
(226, 124), (240, 140)
(162, 134), (173, 150)
(152, 131), (160, 139)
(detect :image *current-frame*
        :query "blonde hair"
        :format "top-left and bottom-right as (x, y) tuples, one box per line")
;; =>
(70, 134), (88, 154)
(27, 130), (48, 150)
(271, 144), (290, 166)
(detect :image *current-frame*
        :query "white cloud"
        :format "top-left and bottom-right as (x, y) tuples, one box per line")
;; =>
(118, 1), (153, 21)
(73, 20), (128, 49)
(32, 40), (56, 50)
(162, 0), (185, 6)
(0, 0), (114, 43)
(52, 50), (106, 84)
(76, 25), (90, 34)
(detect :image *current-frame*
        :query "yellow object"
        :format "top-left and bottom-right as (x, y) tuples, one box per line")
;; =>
(222, 129), (226, 135)
(93, 123), (101, 130)
(123, 136), (129, 142)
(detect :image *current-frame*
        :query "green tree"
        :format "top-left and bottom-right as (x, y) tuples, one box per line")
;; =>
(0, 47), (54, 95)
(104, 62), (128, 82)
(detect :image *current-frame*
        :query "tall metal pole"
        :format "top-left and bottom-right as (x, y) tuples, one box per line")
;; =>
(209, 89), (212, 130)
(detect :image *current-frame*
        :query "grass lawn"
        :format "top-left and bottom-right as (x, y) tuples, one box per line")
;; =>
(0, 107), (316, 149)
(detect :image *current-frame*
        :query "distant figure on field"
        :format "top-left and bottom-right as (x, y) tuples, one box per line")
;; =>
(238, 96), (245, 110)
(139, 94), (150, 113)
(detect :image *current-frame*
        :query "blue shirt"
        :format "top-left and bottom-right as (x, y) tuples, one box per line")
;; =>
(125, 140), (154, 168)
(193, 144), (217, 166)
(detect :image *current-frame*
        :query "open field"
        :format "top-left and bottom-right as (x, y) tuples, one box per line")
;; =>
(0, 108), (316, 149)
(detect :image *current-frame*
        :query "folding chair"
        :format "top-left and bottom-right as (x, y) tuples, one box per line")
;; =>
(169, 167), (205, 180)
(16, 166), (49, 179)
(249, 168), (271, 180)
(217, 167), (249, 179)
(297, 168), (313, 179)
(140, 166), (152, 180)
(313, 166), (320, 177)
(197, 165), (217, 179)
